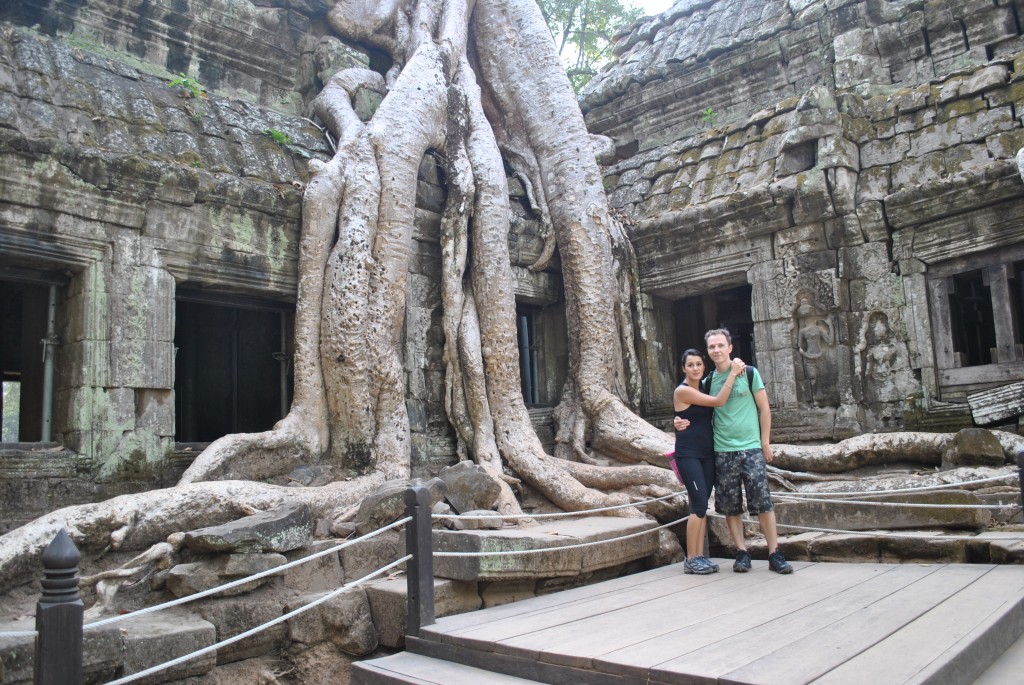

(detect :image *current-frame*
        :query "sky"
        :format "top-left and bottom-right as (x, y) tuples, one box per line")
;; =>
(631, 0), (675, 16)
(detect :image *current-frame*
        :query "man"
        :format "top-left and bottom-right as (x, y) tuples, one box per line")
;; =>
(681, 328), (792, 574)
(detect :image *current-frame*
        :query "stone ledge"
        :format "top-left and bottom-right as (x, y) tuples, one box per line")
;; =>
(432, 516), (660, 582)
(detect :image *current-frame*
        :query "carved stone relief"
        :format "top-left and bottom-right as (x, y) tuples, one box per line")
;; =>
(793, 287), (839, 407)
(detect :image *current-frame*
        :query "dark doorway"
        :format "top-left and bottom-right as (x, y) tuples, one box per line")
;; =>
(0, 279), (52, 442)
(673, 284), (755, 375)
(174, 294), (294, 443)
(948, 269), (997, 367)
(516, 304), (541, 406)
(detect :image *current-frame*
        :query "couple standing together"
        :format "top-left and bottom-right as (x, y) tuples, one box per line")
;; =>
(672, 328), (792, 576)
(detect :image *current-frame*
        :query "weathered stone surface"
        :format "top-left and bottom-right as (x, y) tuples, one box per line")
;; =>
(450, 510), (505, 531)
(119, 612), (217, 684)
(339, 530), (405, 583)
(194, 594), (288, 665)
(774, 489), (992, 532)
(281, 540), (344, 593)
(354, 479), (447, 536)
(437, 461), (502, 514)
(941, 428), (1007, 470)
(166, 553), (287, 598)
(184, 503), (313, 554)
(364, 576), (480, 649)
(286, 589), (378, 656)
(432, 516), (660, 582)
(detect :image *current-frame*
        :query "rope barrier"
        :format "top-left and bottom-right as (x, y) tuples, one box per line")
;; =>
(434, 514), (688, 558)
(773, 494), (1021, 510)
(102, 554), (412, 685)
(86, 515), (412, 631)
(432, 491), (686, 521)
(0, 630), (36, 639)
(776, 474), (1018, 498)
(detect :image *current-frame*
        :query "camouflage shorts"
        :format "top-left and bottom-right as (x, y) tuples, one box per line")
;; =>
(713, 448), (774, 516)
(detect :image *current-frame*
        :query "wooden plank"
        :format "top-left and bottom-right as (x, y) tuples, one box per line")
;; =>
(714, 564), (991, 685)
(493, 563), (819, 670)
(813, 565), (1024, 684)
(968, 380), (1024, 425)
(939, 360), (1024, 386)
(352, 652), (543, 684)
(644, 563), (939, 685)
(597, 562), (890, 683)
(422, 562), (686, 637)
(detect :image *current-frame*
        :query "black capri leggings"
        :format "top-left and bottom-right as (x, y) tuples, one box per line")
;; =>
(675, 456), (715, 518)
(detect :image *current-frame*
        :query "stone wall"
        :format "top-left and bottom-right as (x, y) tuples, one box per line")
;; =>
(0, 1), (565, 528)
(586, 0), (1024, 439)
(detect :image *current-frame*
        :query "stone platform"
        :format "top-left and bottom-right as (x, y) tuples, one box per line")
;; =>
(353, 558), (1024, 684)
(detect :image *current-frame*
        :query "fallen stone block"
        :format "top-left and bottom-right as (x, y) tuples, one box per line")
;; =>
(436, 461), (501, 513)
(194, 593), (289, 665)
(184, 503), (313, 554)
(1, 617), (122, 685)
(281, 539), (344, 593)
(340, 530), (405, 583)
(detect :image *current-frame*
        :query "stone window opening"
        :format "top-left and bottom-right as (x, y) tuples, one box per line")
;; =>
(174, 292), (294, 444)
(929, 251), (1024, 389)
(0, 272), (64, 445)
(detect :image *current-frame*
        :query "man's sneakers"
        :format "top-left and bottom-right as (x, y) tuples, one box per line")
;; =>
(731, 549), (793, 574)
(733, 550), (752, 573)
(683, 556), (719, 575)
(768, 550), (793, 574)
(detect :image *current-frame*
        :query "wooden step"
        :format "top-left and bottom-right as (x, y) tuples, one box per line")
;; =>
(351, 651), (545, 685)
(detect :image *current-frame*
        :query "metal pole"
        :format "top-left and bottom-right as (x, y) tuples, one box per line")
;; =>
(404, 486), (435, 637)
(41, 285), (57, 442)
(34, 529), (83, 685)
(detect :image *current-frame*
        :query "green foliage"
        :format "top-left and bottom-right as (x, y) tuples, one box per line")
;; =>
(169, 73), (207, 100)
(538, 0), (642, 93)
(700, 106), (718, 128)
(263, 128), (311, 159)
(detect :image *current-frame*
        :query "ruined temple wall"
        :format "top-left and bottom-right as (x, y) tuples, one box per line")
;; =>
(587, 0), (1024, 439)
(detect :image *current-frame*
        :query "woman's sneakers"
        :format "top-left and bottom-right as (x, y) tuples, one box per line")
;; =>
(684, 556), (719, 575)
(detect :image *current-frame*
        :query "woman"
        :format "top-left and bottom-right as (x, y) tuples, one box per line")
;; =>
(673, 349), (745, 575)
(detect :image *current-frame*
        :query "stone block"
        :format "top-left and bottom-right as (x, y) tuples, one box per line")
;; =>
(364, 576), (480, 648)
(941, 428), (1006, 469)
(285, 589), (377, 656)
(479, 580), (538, 608)
(184, 503), (313, 554)
(433, 516), (659, 582)
(437, 461), (502, 514)
(166, 553), (286, 598)
(119, 612), (217, 684)
(774, 489), (992, 532)
(195, 594), (288, 664)
(282, 540), (344, 593)
(340, 530), (405, 583)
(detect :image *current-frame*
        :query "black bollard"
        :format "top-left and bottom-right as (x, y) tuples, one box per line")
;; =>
(404, 486), (435, 637)
(34, 529), (83, 685)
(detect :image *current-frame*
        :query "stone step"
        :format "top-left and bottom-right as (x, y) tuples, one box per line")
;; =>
(351, 651), (544, 684)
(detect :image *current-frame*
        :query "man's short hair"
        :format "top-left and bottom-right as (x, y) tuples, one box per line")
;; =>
(704, 327), (732, 344)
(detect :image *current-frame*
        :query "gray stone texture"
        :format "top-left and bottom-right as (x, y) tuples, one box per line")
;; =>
(183, 503), (313, 554)
(590, 0), (1024, 438)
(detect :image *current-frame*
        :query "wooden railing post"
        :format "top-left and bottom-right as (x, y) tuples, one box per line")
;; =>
(404, 486), (435, 637)
(34, 529), (83, 685)
(1017, 448), (1024, 517)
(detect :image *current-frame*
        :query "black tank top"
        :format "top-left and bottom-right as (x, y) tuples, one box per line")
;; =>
(674, 402), (714, 460)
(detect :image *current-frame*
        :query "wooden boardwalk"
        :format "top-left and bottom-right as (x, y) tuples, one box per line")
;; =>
(354, 559), (1024, 684)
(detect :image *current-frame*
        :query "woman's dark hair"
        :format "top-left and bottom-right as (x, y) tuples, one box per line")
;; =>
(680, 348), (705, 366)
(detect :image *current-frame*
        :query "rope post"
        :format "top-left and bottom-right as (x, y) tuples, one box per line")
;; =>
(34, 529), (83, 685)
(404, 486), (435, 637)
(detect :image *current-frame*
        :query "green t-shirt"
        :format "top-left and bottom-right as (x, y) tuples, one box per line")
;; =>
(708, 366), (765, 452)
